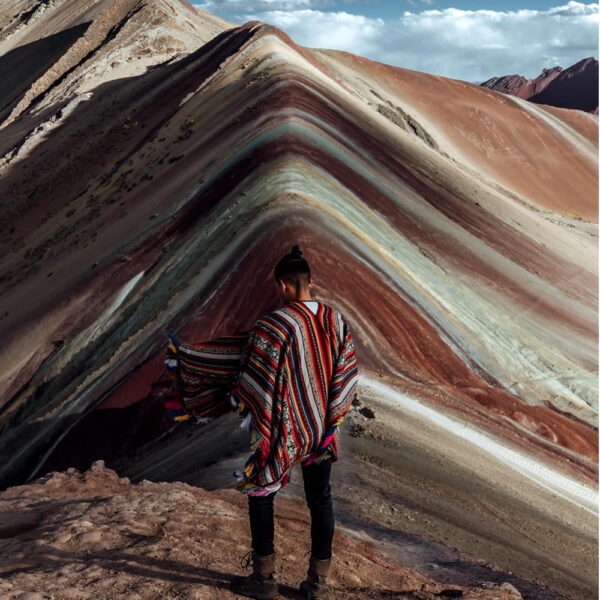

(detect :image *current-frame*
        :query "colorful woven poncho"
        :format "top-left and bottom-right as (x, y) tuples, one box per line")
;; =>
(165, 300), (359, 494)
(164, 330), (249, 421)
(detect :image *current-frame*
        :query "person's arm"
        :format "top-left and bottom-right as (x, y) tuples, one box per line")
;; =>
(229, 320), (282, 437)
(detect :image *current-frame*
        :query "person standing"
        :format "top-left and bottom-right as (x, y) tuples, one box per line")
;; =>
(230, 245), (359, 600)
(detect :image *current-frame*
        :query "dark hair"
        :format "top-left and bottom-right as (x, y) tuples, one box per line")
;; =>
(274, 245), (311, 287)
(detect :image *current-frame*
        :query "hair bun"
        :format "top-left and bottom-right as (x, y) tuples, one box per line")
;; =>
(274, 244), (310, 281)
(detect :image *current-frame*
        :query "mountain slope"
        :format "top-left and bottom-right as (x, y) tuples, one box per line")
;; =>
(0, 7), (597, 599)
(0, 0), (234, 127)
(0, 2), (596, 501)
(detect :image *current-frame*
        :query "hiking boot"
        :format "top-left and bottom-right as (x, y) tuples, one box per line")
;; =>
(299, 556), (331, 599)
(231, 550), (279, 599)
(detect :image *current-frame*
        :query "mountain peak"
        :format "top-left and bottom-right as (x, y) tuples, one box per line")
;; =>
(481, 58), (598, 112)
(0, 5), (596, 600)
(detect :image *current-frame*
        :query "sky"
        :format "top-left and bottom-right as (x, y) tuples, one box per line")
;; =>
(193, 1), (599, 83)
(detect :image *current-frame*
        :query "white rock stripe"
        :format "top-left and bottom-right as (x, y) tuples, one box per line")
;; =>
(507, 95), (598, 165)
(360, 374), (599, 516)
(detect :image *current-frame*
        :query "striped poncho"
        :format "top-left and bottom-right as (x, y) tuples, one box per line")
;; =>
(166, 300), (359, 494)
(164, 330), (249, 421)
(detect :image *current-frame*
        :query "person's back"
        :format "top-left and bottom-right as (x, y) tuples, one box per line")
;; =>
(230, 245), (359, 600)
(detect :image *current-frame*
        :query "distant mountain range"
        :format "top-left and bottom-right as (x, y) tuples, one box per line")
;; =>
(481, 57), (599, 114)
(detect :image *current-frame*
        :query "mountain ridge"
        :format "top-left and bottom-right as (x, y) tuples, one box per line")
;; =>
(481, 57), (599, 113)
(0, 5), (597, 599)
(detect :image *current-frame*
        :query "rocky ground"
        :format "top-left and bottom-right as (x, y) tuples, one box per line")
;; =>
(0, 461), (530, 600)
(99, 385), (595, 600)
(2, 391), (595, 600)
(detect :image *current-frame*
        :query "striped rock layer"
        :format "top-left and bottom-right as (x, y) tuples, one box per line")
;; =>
(0, 7), (597, 501)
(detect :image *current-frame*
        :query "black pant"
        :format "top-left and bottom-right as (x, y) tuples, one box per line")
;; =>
(248, 458), (334, 560)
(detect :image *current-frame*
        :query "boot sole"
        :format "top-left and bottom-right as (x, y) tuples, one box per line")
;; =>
(299, 581), (328, 600)
(299, 587), (327, 599)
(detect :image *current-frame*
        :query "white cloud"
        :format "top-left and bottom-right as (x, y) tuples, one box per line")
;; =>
(548, 0), (597, 14)
(232, 9), (384, 56)
(226, 3), (599, 82)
